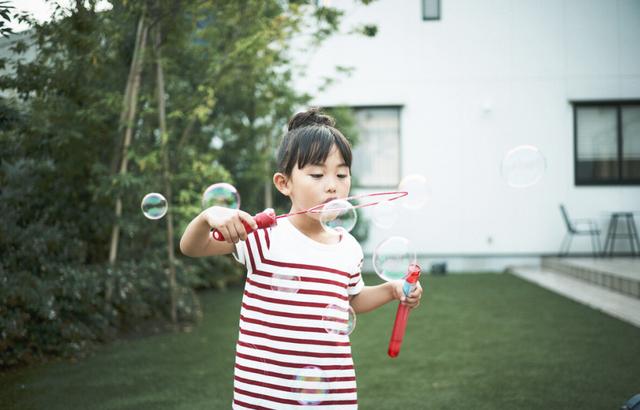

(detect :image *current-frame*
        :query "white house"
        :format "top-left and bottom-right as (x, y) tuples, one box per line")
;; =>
(293, 0), (640, 271)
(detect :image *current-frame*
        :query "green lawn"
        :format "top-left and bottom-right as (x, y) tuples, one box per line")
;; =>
(1, 273), (639, 409)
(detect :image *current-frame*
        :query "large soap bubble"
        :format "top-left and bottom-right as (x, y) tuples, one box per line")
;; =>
(318, 199), (358, 233)
(373, 236), (417, 282)
(202, 182), (240, 209)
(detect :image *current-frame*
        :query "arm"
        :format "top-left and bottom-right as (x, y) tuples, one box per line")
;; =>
(179, 206), (257, 257)
(349, 280), (423, 314)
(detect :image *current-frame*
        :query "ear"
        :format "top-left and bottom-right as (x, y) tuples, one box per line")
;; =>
(273, 172), (291, 196)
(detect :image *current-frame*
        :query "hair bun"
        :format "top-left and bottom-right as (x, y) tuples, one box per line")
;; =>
(287, 107), (335, 131)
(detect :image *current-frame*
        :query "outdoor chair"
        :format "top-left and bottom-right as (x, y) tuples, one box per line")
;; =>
(559, 204), (602, 257)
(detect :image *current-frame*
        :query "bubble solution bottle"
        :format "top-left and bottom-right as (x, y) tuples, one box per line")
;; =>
(388, 263), (421, 358)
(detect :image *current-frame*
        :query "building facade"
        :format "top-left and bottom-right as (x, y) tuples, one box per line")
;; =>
(294, 0), (640, 270)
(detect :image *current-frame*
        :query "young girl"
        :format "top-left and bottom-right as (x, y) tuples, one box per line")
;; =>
(180, 108), (423, 409)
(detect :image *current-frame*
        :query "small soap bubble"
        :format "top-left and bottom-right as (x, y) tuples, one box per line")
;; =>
(141, 193), (168, 220)
(372, 199), (398, 229)
(240, 343), (267, 375)
(321, 303), (356, 336)
(270, 273), (300, 294)
(398, 174), (430, 210)
(500, 145), (546, 188)
(293, 365), (328, 406)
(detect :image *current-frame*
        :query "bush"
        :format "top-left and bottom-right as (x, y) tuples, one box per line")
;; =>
(0, 259), (214, 368)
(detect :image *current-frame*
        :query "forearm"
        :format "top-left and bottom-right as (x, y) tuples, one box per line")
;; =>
(180, 212), (212, 256)
(349, 282), (395, 314)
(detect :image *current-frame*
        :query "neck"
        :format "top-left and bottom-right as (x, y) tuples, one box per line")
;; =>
(287, 210), (342, 245)
(288, 210), (324, 236)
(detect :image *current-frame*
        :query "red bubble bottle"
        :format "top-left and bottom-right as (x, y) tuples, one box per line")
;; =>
(388, 263), (421, 358)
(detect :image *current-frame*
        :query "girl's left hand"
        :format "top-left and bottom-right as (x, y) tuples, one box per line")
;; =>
(390, 280), (423, 309)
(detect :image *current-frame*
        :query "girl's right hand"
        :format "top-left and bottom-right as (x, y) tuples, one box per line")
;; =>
(200, 206), (258, 244)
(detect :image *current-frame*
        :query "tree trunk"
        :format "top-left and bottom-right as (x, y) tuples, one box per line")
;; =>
(265, 163), (273, 209)
(106, 12), (148, 302)
(110, 14), (144, 175)
(154, 24), (178, 326)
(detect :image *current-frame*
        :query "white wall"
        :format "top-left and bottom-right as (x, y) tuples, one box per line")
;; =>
(293, 0), (640, 262)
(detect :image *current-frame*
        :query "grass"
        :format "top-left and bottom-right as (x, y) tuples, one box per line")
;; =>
(1, 273), (639, 409)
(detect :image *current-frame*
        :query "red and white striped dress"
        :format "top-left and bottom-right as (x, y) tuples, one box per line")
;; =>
(232, 218), (364, 409)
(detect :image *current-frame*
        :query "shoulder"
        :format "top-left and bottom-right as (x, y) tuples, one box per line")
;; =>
(339, 230), (363, 256)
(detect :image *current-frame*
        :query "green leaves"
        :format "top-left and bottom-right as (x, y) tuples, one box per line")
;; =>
(0, 1), (14, 38)
(0, 0), (372, 368)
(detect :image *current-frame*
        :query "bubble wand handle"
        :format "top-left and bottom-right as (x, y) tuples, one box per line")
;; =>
(388, 264), (421, 358)
(211, 208), (277, 241)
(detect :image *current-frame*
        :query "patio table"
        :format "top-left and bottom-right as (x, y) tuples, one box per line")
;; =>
(603, 211), (640, 257)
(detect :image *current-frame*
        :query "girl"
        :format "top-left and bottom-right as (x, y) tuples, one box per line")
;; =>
(180, 108), (423, 409)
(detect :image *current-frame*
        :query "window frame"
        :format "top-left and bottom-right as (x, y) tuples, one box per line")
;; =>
(350, 105), (403, 189)
(571, 99), (640, 186)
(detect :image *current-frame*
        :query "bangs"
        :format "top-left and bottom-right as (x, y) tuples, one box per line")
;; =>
(278, 125), (352, 176)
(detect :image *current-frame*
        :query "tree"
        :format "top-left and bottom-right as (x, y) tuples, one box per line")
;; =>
(0, 0), (375, 367)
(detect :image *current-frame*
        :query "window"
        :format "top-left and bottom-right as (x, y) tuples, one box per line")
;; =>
(422, 0), (441, 20)
(573, 101), (640, 185)
(352, 107), (401, 188)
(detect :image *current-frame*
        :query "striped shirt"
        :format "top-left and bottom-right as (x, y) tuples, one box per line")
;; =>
(232, 218), (365, 409)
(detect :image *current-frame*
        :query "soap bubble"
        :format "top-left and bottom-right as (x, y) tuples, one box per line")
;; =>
(321, 303), (356, 336)
(293, 366), (328, 406)
(398, 174), (430, 210)
(239, 342), (267, 375)
(318, 199), (357, 233)
(373, 236), (417, 282)
(141, 193), (168, 220)
(500, 145), (546, 188)
(202, 182), (240, 209)
(372, 199), (398, 229)
(269, 273), (300, 294)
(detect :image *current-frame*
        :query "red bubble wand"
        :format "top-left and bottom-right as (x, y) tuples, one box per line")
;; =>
(210, 191), (407, 241)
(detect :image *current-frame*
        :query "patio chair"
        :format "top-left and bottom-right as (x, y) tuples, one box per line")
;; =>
(559, 204), (602, 256)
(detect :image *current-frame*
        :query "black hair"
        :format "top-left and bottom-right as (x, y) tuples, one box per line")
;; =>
(276, 107), (352, 176)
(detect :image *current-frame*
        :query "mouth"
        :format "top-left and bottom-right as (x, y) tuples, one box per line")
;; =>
(322, 197), (338, 204)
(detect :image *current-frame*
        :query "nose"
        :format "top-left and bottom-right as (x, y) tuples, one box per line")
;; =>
(325, 176), (337, 193)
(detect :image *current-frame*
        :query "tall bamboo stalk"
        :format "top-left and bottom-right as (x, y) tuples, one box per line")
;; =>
(107, 12), (148, 302)
(154, 24), (178, 326)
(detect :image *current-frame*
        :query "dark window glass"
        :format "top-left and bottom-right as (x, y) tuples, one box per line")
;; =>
(622, 106), (640, 179)
(423, 0), (440, 20)
(574, 102), (640, 185)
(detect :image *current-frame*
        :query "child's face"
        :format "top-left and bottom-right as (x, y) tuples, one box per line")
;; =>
(279, 145), (351, 218)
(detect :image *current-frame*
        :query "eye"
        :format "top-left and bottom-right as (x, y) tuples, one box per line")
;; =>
(310, 174), (323, 179)
(337, 174), (349, 179)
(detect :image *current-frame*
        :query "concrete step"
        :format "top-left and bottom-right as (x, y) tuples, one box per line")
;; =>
(541, 257), (640, 299)
(509, 266), (640, 328)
